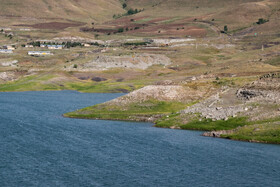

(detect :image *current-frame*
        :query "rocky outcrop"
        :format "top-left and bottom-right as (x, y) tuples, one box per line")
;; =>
(0, 60), (18, 67)
(83, 53), (171, 70)
(202, 130), (235, 137)
(237, 73), (280, 103)
(182, 73), (280, 122)
(0, 72), (16, 81)
(108, 85), (206, 105)
(181, 90), (247, 121)
(236, 89), (263, 100)
(152, 38), (195, 45)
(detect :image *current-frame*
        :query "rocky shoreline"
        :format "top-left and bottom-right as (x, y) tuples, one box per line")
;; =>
(65, 73), (280, 144)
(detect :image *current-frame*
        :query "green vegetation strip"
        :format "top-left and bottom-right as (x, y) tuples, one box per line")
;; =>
(156, 114), (280, 144)
(65, 100), (191, 121)
(0, 75), (144, 93)
(221, 124), (280, 144)
(156, 114), (249, 130)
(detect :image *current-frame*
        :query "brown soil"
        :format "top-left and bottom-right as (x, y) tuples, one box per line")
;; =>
(105, 16), (149, 25)
(97, 15), (207, 37)
(14, 22), (85, 30)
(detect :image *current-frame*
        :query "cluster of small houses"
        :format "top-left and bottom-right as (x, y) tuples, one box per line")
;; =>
(26, 44), (63, 56)
(0, 42), (99, 56)
(26, 43), (91, 56)
(0, 43), (79, 56)
(0, 44), (63, 56)
(0, 45), (16, 54)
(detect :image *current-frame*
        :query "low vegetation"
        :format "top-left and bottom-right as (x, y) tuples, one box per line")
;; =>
(123, 41), (151, 46)
(113, 8), (142, 19)
(64, 100), (190, 121)
(156, 114), (249, 131)
(0, 74), (144, 93)
(222, 121), (280, 144)
(256, 18), (269, 25)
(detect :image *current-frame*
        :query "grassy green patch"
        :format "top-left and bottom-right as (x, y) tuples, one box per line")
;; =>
(156, 113), (280, 144)
(221, 122), (280, 144)
(0, 74), (145, 93)
(181, 117), (248, 131)
(0, 74), (57, 92)
(212, 78), (235, 87)
(156, 114), (249, 131)
(264, 56), (280, 66)
(65, 100), (191, 121)
(64, 81), (140, 93)
(133, 18), (153, 24)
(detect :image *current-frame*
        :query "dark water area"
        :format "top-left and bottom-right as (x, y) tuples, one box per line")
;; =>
(0, 91), (280, 186)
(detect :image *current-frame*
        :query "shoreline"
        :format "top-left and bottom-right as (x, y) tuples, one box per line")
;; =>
(63, 113), (280, 145)
(2, 88), (280, 145)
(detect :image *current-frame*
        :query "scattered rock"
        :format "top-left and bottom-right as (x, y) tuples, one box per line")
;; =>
(0, 60), (18, 67)
(236, 89), (261, 100)
(108, 85), (206, 105)
(0, 72), (16, 81)
(78, 76), (90, 80)
(83, 53), (171, 70)
(182, 90), (245, 121)
(203, 130), (234, 137)
(156, 80), (175, 85)
(116, 78), (124, 82)
(236, 75), (280, 104)
(91, 77), (107, 82)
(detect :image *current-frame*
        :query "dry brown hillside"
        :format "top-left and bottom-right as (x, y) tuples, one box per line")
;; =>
(0, 0), (279, 38)
(0, 0), (124, 23)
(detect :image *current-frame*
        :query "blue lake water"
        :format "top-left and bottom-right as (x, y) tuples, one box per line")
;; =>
(0, 91), (280, 186)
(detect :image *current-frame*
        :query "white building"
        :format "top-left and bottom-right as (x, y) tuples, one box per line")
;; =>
(19, 28), (31, 31)
(47, 45), (64, 49)
(0, 49), (13, 54)
(4, 45), (15, 50)
(28, 51), (52, 56)
(25, 45), (34, 48)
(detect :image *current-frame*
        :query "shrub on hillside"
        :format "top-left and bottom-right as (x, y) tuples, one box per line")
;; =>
(256, 18), (269, 25)
(118, 28), (124, 33)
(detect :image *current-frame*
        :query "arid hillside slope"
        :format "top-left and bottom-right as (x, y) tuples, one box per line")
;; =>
(0, 0), (124, 22)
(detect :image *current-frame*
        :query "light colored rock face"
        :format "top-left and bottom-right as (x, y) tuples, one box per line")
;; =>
(181, 91), (246, 121)
(169, 43), (235, 49)
(152, 38), (196, 45)
(237, 74), (280, 104)
(0, 60), (18, 67)
(83, 54), (171, 70)
(237, 89), (280, 104)
(182, 74), (280, 121)
(108, 85), (205, 105)
(202, 130), (235, 137)
(52, 37), (105, 44)
(0, 72), (15, 81)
